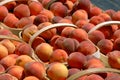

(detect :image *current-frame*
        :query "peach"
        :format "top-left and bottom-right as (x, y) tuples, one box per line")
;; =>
(31, 36), (46, 49)
(112, 11), (120, 21)
(105, 72), (120, 80)
(69, 29), (88, 42)
(68, 68), (80, 77)
(69, 0), (77, 3)
(40, 9), (54, 22)
(98, 13), (112, 21)
(3, 1), (16, 11)
(14, 4), (30, 19)
(50, 2), (68, 17)
(76, 0), (91, 13)
(57, 18), (73, 34)
(61, 27), (75, 37)
(24, 61), (46, 79)
(89, 6), (102, 18)
(89, 16), (105, 25)
(76, 75), (88, 80)
(0, 54), (17, 69)
(0, 64), (5, 73)
(14, 43), (33, 56)
(85, 57), (105, 69)
(28, 15), (36, 23)
(0, 29), (12, 36)
(22, 24), (38, 42)
(3, 13), (19, 28)
(65, 0), (74, 12)
(75, 19), (88, 28)
(86, 74), (104, 80)
(105, 9), (116, 17)
(88, 30), (105, 45)
(38, 22), (56, 40)
(35, 43), (53, 62)
(0, 5), (8, 21)
(33, 14), (49, 26)
(6, 65), (24, 80)
(49, 49), (68, 63)
(97, 39), (113, 55)
(0, 44), (8, 60)
(15, 55), (34, 67)
(0, 73), (18, 80)
(82, 23), (95, 32)
(112, 29), (120, 40)
(77, 40), (97, 55)
(52, 16), (63, 23)
(67, 52), (87, 69)
(23, 76), (39, 80)
(42, 0), (51, 7)
(98, 26), (114, 39)
(47, 62), (68, 80)
(0, 39), (16, 54)
(113, 38), (120, 50)
(15, 17), (33, 28)
(72, 9), (88, 23)
(28, 1), (43, 15)
(58, 38), (80, 54)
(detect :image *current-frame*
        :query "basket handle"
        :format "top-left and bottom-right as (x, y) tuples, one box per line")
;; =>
(88, 21), (120, 34)
(28, 23), (77, 46)
(67, 68), (120, 80)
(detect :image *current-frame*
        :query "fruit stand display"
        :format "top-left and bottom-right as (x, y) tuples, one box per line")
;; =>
(0, 0), (120, 80)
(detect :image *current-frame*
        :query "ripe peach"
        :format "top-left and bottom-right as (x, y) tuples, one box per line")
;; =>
(0, 39), (16, 54)
(38, 22), (56, 40)
(58, 38), (80, 54)
(3, 13), (19, 28)
(15, 17), (33, 28)
(49, 49), (68, 63)
(14, 4), (30, 19)
(86, 74), (104, 80)
(0, 54), (17, 69)
(35, 43), (53, 62)
(41, 0), (51, 7)
(105, 9), (116, 17)
(85, 57), (105, 68)
(112, 29), (120, 40)
(40, 9), (54, 22)
(23, 76), (39, 80)
(89, 16), (105, 25)
(50, 2), (68, 17)
(88, 30), (105, 45)
(76, 75), (88, 80)
(3, 1), (16, 11)
(28, 1), (43, 15)
(0, 44), (8, 60)
(82, 23), (95, 32)
(89, 6), (102, 18)
(28, 15), (36, 23)
(31, 36), (46, 49)
(15, 55), (34, 67)
(0, 5), (8, 21)
(65, 0), (74, 12)
(0, 29), (12, 35)
(0, 64), (5, 73)
(14, 43), (33, 56)
(47, 62), (68, 80)
(75, 19), (88, 28)
(24, 61), (46, 79)
(98, 13), (112, 21)
(112, 11), (120, 21)
(52, 16), (63, 23)
(97, 39), (113, 55)
(105, 72), (120, 80)
(6, 65), (24, 80)
(67, 52), (87, 69)
(68, 68), (80, 77)
(0, 73), (18, 80)
(33, 14), (49, 26)
(69, 29), (88, 42)
(77, 40), (97, 55)
(113, 38), (120, 50)
(72, 9), (88, 23)
(22, 24), (38, 42)
(61, 27), (75, 37)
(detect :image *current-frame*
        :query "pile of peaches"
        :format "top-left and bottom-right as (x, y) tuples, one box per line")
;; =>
(0, 0), (120, 80)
